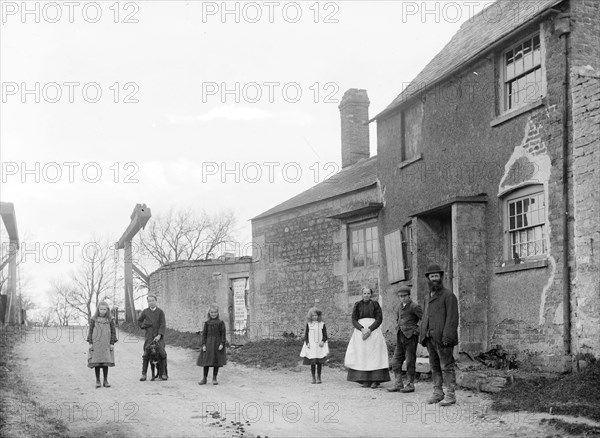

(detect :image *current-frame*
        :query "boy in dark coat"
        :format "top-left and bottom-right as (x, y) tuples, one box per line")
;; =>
(138, 294), (167, 381)
(388, 285), (422, 393)
(419, 264), (459, 406)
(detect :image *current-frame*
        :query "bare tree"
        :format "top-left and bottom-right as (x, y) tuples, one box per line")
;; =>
(66, 238), (115, 322)
(203, 209), (237, 261)
(48, 280), (77, 326)
(137, 208), (237, 267)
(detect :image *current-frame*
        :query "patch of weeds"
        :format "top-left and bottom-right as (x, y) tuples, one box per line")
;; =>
(119, 322), (203, 350)
(492, 361), (600, 422)
(540, 418), (600, 437)
(228, 338), (352, 369)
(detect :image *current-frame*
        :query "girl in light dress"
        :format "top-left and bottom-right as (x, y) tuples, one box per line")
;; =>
(299, 307), (329, 384)
(87, 301), (117, 388)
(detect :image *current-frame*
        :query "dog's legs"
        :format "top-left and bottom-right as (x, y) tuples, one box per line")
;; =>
(150, 362), (157, 381)
(140, 356), (149, 381)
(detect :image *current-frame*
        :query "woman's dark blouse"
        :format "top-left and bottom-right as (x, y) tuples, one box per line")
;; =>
(351, 300), (383, 331)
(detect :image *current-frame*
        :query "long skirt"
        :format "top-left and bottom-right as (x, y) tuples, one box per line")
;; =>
(344, 318), (390, 383)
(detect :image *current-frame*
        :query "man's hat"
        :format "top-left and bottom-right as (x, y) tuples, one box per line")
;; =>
(425, 264), (444, 276)
(396, 285), (411, 296)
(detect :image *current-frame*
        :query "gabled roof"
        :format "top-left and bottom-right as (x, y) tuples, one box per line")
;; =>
(252, 156), (378, 221)
(373, 0), (564, 120)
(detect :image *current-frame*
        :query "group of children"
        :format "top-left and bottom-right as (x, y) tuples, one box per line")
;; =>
(86, 302), (330, 387)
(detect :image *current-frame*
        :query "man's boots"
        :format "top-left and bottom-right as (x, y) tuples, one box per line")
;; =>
(400, 374), (415, 393)
(387, 372), (404, 392)
(439, 388), (456, 406)
(140, 358), (149, 381)
(427, 387), (444, 404)
(439, 370), (457, 406)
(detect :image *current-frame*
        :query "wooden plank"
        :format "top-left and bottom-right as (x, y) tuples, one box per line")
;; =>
(384, 230), (405, 283)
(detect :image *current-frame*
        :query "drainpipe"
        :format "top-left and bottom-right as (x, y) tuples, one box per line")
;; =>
(555, 13), (571, 357)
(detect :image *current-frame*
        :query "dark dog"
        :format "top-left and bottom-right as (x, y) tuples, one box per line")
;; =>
(146, 341), (168, 381)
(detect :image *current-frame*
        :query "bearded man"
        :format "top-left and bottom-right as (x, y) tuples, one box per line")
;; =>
(419, 264), (459, 406)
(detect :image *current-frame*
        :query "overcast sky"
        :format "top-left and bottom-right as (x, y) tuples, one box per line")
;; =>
(1, 1), (494, 308)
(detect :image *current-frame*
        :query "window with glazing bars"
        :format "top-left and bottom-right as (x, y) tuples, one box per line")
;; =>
(503, 33), (544, 111)
(507, 190), (546, 260)
(350, 223), (379, 268)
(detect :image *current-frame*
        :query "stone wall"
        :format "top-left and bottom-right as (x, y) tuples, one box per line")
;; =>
(149, 258), (252, 340)
(571, 66), (600, 358)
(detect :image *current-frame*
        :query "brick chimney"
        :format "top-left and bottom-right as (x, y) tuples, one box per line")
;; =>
(339, 89), (370, 168)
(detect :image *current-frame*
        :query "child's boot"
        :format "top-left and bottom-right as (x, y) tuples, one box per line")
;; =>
(95, 379), (101, 388)
(103, 379), (111, 388)
(198, 378), (207, 385)
(212, 377), (218, 385)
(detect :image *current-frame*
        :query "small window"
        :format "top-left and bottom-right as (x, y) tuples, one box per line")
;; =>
(349, 222), (379, 268)
(501, 32), (545, 112)
(504, 186), (546, 262)
(401, 101), (423, 161)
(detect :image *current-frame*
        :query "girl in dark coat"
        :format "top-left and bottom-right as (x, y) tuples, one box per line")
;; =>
(87, 301), (117, 388)
(197, 304), (227, 385)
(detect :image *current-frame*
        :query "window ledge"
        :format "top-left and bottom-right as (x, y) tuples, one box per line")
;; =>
(494, 258), (548, 274)
(398, 153), (423, 169)
(490, 99), (545, 127)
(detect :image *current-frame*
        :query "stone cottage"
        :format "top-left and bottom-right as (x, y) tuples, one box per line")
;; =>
(372, 0), (599, 370)
(249, 0), (599, 370)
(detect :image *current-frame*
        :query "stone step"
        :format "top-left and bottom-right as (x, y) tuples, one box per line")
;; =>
(456, 370), (509, 393)
(401, 357), (430, 373)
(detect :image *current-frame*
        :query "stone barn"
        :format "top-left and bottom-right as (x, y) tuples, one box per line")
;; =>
(149, 257), (252, 343)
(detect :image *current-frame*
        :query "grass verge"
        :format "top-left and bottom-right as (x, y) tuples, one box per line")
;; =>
(0, 326), (68, 438)
(119, 322), (203, 351)
(491, 360), (600, 436)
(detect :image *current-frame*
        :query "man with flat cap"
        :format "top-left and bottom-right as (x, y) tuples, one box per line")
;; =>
(419, 264), (459, 406)
(388, 284), (422, 393)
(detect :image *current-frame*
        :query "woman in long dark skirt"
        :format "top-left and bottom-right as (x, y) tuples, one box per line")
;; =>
(344, 287), (390, 388)
(197, 304), (227, 385)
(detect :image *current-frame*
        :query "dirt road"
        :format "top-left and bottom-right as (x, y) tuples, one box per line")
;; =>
(11, 326), (566, 438)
